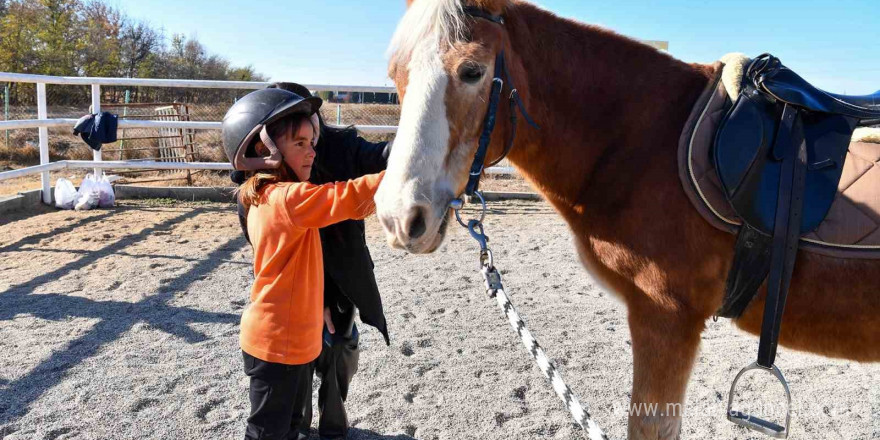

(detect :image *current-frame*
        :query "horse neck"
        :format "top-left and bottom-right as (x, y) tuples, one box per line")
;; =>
(502, 3), (714, 210)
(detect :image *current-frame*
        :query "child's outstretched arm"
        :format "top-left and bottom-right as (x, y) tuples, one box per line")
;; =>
(285, 171), (385, 229)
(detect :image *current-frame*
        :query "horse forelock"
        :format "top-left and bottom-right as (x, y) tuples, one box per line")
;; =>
(387, 0), (467, 62)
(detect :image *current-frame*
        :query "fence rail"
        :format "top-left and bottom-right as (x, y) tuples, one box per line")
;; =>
(0, 72), (397, 93)
(0, 72), (510, 205)
(0, 118), (398, 132)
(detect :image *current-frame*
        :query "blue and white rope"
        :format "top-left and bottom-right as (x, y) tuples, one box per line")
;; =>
(482, 265), (610, 440)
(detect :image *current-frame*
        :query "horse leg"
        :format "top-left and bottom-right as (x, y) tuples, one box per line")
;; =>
(626, 303), (705, 440)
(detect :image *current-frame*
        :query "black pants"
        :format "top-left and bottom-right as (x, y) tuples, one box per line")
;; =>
(243, 319), (360, 439)
(243, 351), (314, 440)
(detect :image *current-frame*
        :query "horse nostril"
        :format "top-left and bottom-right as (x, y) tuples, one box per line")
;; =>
(380, 215), (396, 235)
(405, 207), (428, 240)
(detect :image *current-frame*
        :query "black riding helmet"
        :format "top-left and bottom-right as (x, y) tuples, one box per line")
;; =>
(222, 88), (322, 171)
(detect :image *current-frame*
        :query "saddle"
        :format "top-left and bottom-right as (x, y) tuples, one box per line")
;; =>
(681, 53), (880, 438)
(714, 55), (876, 319)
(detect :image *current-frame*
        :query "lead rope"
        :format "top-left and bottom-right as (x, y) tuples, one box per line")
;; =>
(451, 193), (610, 440)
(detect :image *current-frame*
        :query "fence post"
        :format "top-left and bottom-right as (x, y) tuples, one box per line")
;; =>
(335, 89), (341, 125)
(37, 83), (51, 204)
(90, 84), (103, 179)
(4, 83), (8, 149)
(118, 89), (129, 160)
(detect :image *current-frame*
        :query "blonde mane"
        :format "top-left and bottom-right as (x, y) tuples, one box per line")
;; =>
(387, 0), (468, 60)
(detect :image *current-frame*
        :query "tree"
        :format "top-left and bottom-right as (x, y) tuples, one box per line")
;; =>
(0, 1), (42, 104)
(79, 0), (123, 77)
(119, 19), (159, 78)
(227, 65), (266, 82)
(35, 0), (82, 76)
(0, 0), (267, 105)
(0, 0), (41, 74)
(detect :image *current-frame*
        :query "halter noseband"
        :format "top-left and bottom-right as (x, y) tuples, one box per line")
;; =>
(462, 7), (540, 196)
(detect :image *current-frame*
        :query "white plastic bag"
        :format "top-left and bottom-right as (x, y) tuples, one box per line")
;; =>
(54, 178), (78, 210)
(74, 174), (100, 211)
(96, 175), (115, 208)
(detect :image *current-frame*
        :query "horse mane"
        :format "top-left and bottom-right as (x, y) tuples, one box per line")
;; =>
(387, 0), (468, 60)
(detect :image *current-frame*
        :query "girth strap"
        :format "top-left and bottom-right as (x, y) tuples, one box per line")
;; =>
(717, 225), (772, 318)
(757, 103), (808, 368)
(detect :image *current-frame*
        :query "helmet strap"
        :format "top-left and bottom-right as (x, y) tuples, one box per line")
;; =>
(258, 125), (283, 168)
(310, 113), (320, 146)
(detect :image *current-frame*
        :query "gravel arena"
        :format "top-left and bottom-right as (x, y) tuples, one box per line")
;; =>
(0, 198), (877, 439)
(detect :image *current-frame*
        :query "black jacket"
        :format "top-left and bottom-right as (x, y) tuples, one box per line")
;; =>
(237, 128), (391, 345)
(312, 128), (390, 344)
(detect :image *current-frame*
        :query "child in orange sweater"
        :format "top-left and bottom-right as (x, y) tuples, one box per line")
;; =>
(222, 88), (384, 440)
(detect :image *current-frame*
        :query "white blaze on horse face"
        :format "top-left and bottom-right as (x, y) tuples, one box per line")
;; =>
(376, 48), (454, 251)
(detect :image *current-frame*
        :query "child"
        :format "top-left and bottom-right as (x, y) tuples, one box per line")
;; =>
(234, 82), (393, 440)
(221, 88), (384, 440)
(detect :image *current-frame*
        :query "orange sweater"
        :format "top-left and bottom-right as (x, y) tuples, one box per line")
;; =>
(240, 171), (384, 365)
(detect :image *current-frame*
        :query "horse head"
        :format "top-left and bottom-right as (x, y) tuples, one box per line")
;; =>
(376, 0), (531, 253)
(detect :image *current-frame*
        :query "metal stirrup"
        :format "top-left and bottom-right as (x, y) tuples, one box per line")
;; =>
(726, 362), (792, 439)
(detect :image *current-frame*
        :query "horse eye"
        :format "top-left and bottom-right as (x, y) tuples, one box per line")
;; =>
(458, 64), (485, 84)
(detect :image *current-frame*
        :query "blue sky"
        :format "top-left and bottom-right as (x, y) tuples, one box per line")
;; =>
(115, 0), (879, 94)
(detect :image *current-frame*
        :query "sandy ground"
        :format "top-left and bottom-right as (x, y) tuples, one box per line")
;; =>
(0, 200), (877, 440)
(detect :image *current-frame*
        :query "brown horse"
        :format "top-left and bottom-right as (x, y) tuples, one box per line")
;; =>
(373, 0), (880, 438)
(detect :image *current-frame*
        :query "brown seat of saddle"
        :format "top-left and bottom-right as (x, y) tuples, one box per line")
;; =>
(678, 54), (880, 260)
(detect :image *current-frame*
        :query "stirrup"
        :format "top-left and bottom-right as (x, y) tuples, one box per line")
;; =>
(726, 361), (792, 438)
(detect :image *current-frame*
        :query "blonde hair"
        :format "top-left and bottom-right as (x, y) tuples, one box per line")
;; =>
(387, 0), (467, 60)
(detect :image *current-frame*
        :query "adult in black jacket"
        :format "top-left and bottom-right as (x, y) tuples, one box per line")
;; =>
(234, 82), (390, 440)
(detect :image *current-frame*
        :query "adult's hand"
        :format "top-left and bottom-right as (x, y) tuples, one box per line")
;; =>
(324, 306), (336, 334)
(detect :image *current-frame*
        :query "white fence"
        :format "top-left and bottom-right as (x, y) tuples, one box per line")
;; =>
(0, 73), (415, 204)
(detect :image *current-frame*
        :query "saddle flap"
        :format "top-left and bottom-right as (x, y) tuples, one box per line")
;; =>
(714, 88), (779, 233)
(715, 87), (857, 235)
(714, 88), (777, 199)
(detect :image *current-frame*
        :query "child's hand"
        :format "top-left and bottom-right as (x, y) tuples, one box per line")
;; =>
(324, 307), (336, 334)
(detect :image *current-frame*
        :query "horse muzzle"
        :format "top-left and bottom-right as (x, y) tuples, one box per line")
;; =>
(376, 195), (452, 254)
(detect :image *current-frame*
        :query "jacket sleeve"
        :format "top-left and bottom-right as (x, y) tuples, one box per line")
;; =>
(285, 171), (384, 229)
(351, 132), (392, 176)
